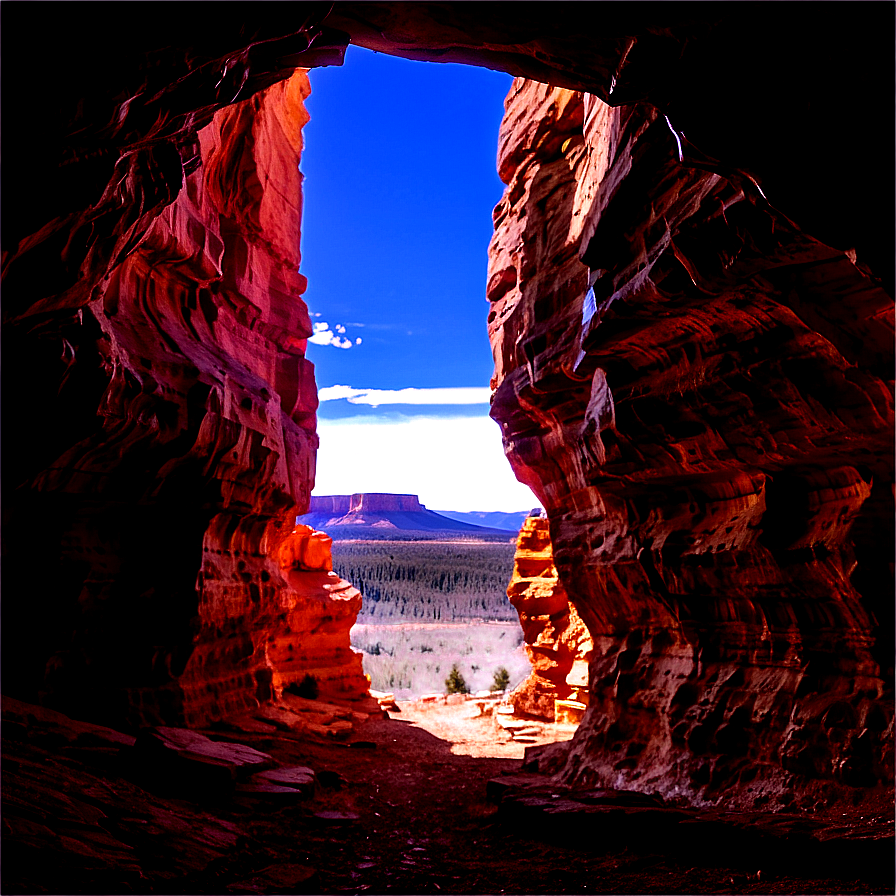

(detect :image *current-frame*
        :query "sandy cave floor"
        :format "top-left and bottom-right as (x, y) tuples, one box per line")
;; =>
(2, 695), (892, 896)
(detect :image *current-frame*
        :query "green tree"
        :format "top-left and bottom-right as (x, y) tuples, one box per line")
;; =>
(445, 664), (469, 695)
(491, 666), (511, 692)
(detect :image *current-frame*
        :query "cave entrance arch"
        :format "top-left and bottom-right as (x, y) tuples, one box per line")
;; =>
(2, 3), (892, 810)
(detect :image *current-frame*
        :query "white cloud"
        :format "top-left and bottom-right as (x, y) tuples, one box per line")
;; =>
(308, 322), (358, 350)
(313, 414), (538, 512)
(318, 385), (491, 407)
(318, 385), (367, 401)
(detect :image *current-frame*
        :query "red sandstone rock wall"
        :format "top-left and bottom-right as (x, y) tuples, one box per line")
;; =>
(268, 525), (367, 700)
(3, 68), (367, 727)
(2, 8), (892, 810)
(488, 79), (894, 810)
(506, 517), (593, 720)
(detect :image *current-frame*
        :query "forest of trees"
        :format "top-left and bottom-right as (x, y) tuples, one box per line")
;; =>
(331, 541), (518, 623)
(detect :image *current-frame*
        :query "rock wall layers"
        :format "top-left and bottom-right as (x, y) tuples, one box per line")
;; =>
(1, 5), (892, 804)
(488, 79), (894, 810)
(2, 67), (367, 728)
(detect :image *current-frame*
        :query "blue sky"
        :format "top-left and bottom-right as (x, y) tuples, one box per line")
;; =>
(300, 47), (538, 512)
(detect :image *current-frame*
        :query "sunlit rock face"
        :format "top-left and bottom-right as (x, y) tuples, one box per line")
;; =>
(1, 42), (367, 726)
(488, 77), (894, 809)
(507, 517), (593, 720)
(268, 525), (368, 701)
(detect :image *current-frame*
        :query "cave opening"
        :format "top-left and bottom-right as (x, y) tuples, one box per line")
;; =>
(1, 6), (893, 891)
(296, 46), (545, 705)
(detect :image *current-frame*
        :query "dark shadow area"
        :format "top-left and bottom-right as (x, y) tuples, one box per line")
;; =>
(3, 695), (892, 895)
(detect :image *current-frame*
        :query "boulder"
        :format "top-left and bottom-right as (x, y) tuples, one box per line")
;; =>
(132, 727), (274, 789)
(251, 766), (316, 797)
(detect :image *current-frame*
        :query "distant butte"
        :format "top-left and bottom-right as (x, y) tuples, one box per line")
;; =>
(297, 494), (515, 538)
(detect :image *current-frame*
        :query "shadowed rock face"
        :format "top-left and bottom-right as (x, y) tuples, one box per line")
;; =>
(488, 78), (893, 809)
(1, 12), (359, 727)
(1, 2), (892, 808)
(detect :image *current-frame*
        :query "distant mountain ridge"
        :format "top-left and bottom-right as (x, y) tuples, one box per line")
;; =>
(432, 509), (535, 532)
(297, 493), (514, 540)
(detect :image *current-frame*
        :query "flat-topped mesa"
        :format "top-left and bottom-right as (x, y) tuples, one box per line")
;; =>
(351, 493), (426, 513)
(308, 496), (353, 515)
(308, 494), (427, 515)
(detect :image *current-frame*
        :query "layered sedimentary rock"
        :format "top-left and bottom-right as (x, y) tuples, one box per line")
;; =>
(1, 52), (368, 727)
(488, 78), (894, 809)
(2, 3), (892, 814)
(507, 518), (593, 720)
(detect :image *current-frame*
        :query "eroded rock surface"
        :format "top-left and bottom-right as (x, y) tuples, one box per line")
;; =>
(268, 525), (368, 701)
(2, 2), (892, 816)
(507, 517), (593, 720)
(2, 60), (366, 728)
(488, 78), (894, 809)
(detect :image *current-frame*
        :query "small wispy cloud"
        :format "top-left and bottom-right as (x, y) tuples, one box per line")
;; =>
(318, 385), (492, 407)
(308, 322), (363, 350)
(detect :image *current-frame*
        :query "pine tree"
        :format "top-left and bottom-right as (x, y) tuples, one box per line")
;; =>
(445, 664), (469, 695)
(491, 666), (510, 692)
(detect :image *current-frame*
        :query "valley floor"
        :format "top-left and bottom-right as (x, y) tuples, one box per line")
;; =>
(351, 621), (530, 698)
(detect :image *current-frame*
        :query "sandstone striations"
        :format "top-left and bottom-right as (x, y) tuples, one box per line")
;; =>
(267, 526), (367, 700)
(506, 518), (593, 720)
(2, 2), (892, 818)
(488, 77), (893, 809)
(2, 47), (366, 726)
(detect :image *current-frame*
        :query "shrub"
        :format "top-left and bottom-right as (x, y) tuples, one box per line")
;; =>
(491, 666), (511, 692)
(444, 663), (470, 695)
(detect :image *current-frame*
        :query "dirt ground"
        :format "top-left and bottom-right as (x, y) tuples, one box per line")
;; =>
(2, 695), (891, 895)
(273, 702), (892, 896)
